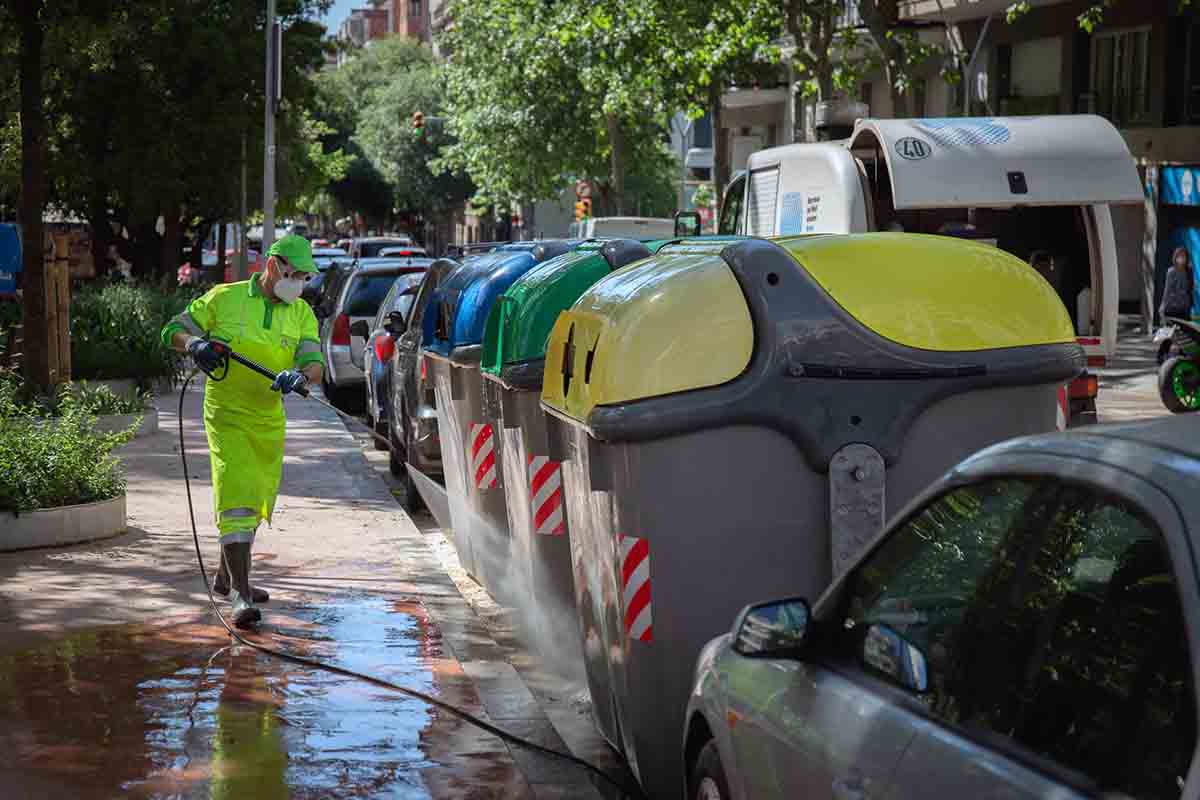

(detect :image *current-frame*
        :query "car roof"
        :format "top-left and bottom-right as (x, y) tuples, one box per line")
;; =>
(981, 416), (1200, 465)
(353, 260), (434, 275)
(313, 248), (347, 256)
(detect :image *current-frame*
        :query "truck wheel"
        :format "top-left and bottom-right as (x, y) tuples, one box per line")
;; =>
(690, 740), (731, 800)
(1159, 357), (1200, 414)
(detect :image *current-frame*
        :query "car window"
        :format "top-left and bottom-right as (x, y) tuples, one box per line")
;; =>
(345, 274), (399, 317)
(833, 478), (1195, 799)
(407, 271), (439, 332)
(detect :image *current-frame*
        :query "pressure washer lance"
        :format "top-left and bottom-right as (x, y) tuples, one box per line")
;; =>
(200, 340), (395, 449)
(179, 344), (643, 799)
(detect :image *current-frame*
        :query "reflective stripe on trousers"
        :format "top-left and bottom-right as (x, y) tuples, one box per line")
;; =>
(218, 507), (259, 542)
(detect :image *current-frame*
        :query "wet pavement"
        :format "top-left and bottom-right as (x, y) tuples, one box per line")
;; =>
(0, 595), (546, 799)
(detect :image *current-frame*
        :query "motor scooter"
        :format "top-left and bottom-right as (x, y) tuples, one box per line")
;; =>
(1157, 318), (1200, 413)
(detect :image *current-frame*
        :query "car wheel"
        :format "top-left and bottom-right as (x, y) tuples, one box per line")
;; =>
(373, 417), (389, 452)
(1159, 356), (1200, 413)
(389, 423), (407, 477)
(690, 740), (731, 800)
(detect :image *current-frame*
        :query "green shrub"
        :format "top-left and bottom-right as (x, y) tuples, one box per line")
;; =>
(71, 280), (201, 385)
(0, 382), (136, 514)
(63, 382), (149, 416)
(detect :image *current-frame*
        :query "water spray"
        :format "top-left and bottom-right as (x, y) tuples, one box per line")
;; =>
(179, 342), (643, 798)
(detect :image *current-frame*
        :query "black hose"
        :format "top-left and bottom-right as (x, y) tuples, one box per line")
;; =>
(178, 371), (641, 798)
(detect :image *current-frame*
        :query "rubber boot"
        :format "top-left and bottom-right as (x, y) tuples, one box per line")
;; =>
(222, 542), (262, 629)
(212, 550), (270, 603)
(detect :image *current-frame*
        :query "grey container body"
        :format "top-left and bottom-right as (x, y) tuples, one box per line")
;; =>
(485, 376), (586, 682)
(428, 353), (513, 597)
(547, 381), (1065, 800)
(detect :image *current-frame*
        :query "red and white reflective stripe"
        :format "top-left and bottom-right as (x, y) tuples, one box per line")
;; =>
(619, 534), (652, 643)
(528, 455), (565, 536)
(1056, 386), (1069, 431)
(469, 423), (497, 490)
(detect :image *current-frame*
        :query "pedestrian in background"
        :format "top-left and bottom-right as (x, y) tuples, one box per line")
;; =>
(1161, 246), (1194, 323)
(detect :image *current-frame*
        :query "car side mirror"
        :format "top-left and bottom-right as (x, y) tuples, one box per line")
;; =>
(732, 597), (810, 658)
(349, 319), (370, 338)
(384, 310), (407, 334)
(674, 210), (702, 238)
(862, 623), (929, 693)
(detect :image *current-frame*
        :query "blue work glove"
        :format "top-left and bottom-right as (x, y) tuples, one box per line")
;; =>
(271, 368), (309, 397)
(187, 337), (227, 374)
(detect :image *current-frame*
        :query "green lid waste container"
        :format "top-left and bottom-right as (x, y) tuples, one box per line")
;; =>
(479, 238), (664, 676)
(539, 233), (1085, 800)
(422, 241), (575, 599)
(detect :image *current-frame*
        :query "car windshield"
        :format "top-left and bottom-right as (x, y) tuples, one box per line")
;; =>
(359, 240), (410, 258)
(345, 273), (401, 317)
(830, 477), (1192, 799)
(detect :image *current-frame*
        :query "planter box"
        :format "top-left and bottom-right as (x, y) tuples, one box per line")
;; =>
(0, 494), (126, 552)
(96, 408), (158, 438)
(86, 378), (174, 399)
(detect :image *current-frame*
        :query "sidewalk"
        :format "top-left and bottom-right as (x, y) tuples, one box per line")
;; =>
(0, 381), (614, 799)
(1094, 323), (1169, 424)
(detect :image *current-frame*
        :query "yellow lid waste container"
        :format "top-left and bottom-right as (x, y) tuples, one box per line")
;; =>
(539, 233), (1083, 800)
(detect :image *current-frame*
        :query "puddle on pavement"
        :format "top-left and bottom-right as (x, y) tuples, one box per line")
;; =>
(0, 595), (532, 799)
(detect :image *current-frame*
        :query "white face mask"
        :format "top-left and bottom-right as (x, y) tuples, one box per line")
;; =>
(274, 277), (304, 304)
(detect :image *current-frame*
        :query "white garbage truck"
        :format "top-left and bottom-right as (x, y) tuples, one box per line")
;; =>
(718, 115), (1144, 425)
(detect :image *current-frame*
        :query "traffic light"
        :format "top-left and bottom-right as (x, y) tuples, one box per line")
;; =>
(411, 111), (425, 136)
(574, 198), (592, 221)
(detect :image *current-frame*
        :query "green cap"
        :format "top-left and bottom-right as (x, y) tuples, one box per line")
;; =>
(267, 234), (317, 273)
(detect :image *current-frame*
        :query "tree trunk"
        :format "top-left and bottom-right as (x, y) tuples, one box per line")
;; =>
(161, 203), (182, 280)
(709, 81), (729, 217)
(15, 0), (50, 392)
(606, 112), (625, 216)
(216, 222), (227, 278)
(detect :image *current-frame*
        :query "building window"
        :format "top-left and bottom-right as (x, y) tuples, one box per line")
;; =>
(409, 0), (421, 17)
(1088, 27), (1152, 126)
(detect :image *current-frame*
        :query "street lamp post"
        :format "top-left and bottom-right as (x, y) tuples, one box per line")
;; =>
(263, 0), (280, 250)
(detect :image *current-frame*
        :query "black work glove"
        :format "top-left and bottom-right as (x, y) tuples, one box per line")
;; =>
(271, 369), (308, 396)
(187, 337), (226, 374)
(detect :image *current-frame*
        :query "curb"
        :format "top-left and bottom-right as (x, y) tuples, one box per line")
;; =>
(0, 494), (127, 552)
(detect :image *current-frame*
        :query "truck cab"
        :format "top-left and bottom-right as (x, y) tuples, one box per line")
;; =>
(718, 115), (1145, 425)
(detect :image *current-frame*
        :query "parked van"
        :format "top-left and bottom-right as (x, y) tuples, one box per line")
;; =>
(718, 115), (1144, 424)
(568, 216), (676, 240)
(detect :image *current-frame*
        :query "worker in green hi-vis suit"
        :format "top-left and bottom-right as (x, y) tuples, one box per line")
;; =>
(161, 235), (324, 628)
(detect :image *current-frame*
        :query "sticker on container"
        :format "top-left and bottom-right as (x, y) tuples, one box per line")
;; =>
(779, 192), (804, 236)
(469, 423), (498, 490)
(1056, 385), (1069, 431)
(894, 137), (931, 161)
(619, 534), (653, 642)
(528, 455), (565, 536)
(912, 118), (1011, 148)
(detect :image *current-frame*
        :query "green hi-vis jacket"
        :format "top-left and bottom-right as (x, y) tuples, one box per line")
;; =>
(161, 275), (324, 537)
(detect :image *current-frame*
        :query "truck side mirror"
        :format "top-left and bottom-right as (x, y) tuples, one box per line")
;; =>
(674, 211), (702, 238)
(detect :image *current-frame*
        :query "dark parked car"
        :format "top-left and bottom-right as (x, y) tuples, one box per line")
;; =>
(684, 415), (1200, 800)
(384, 258), (458, 510)
(317, 259), (432, 408)
(360, 272), (424, 450)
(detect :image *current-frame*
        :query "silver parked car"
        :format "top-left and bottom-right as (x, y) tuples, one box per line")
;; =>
(685, 416), (1199, 800)
(318, 259), (431, 407)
